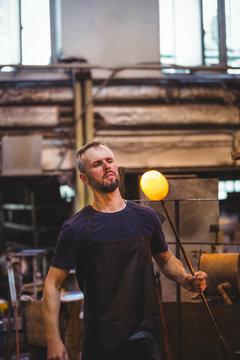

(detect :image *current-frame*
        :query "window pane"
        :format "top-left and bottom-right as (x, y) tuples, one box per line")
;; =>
(159, 0), (175, 65)
(202, 0), (219, 65)
(159, 0), (202, 71)
(0, 0), (21, 64)
(21, 0), (51, 65)
(225, 0), (240, 68)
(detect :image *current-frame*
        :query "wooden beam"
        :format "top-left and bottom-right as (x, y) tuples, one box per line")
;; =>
(94, 133), (236, 168)
(0, 106), (59, 127)
(94, 105), (239, 127)
(0, 87), (73, 104)
(0, 85), (237, 105)
(93, 85), (237, 104)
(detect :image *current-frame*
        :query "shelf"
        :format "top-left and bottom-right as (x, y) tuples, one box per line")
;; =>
(3, 222), (33, 231)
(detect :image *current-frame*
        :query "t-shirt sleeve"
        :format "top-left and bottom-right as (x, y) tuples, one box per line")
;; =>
(151, 211), (168, 253)
(51, 225), (77, 270)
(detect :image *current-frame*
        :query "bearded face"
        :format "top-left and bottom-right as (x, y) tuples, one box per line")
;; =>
(86, 170), (120, 193)
(80, 145), (120, 194)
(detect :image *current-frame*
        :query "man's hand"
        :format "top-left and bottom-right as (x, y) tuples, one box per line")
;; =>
(47, 340), (69, 360)
(181, 271), (208, 292)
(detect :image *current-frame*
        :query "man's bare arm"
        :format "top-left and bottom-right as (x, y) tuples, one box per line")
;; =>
(153, 250), (207, 292)
(42, 266), (69, 360)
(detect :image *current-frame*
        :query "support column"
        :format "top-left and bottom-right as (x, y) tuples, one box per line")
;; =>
(84, 79), (94, 205)
(74, 71), (85, 211)
(74, 73), (95, 210)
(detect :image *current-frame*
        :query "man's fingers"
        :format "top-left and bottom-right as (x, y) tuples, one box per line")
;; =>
(184, 272), (207, 292)
(64, 352), (70, 360)
(186, 272), (208, 282)
(195, 271), (208, 280)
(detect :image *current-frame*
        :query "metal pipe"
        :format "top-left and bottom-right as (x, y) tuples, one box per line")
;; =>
(217, 282), (233, 305)
(161, 199), (232, 360)
(1, 63), (240, 71)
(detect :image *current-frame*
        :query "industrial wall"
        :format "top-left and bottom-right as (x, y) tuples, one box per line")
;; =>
(0, 74), (240, 175)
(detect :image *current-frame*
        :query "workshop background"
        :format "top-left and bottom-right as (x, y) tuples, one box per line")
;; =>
(0, 0), (240, 359)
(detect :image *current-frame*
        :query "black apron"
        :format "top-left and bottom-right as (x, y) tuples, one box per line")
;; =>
(76, 203), (165, 360)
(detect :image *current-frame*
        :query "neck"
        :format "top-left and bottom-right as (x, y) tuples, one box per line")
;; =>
(91, 188), (126, 213)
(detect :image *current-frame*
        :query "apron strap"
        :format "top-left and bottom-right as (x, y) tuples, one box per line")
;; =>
(76, 205), (92, 260)
(75, 205), (92, 291)
(87, 205), (93, 237)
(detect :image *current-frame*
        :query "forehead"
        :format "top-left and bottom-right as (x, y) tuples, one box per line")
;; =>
(83, 145), (114, 164)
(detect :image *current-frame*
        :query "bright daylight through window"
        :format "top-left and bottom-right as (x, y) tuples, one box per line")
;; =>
(159, 0), (240, 72)
(0, 0), (51, 68)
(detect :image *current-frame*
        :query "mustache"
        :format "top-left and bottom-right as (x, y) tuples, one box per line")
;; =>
(102, 170), (116, 179)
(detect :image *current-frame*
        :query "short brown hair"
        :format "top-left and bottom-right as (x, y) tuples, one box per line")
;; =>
(76, 140), (108, 173)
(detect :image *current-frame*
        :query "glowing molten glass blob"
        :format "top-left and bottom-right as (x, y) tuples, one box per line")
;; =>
(140, 170), (169, 200)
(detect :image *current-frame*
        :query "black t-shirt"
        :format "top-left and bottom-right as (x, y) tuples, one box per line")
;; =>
(51, 200), (168, 270)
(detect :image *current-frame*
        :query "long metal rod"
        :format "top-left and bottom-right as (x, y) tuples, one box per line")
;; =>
(175, 201), (182, 360)
(161, 199), (232, 360)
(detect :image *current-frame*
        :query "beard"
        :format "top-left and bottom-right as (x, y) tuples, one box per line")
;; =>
(87, 172), (120, 193)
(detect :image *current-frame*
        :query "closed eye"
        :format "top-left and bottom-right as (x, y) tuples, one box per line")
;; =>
(93, 161), (102, 167)
(92, 158), (114, 167)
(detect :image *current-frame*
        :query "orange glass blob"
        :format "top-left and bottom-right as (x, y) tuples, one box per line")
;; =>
(140, 170), (169, 200)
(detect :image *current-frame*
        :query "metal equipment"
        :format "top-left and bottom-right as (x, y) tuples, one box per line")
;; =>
(199, 253), (240, 302)
(161, 199), (232, 360)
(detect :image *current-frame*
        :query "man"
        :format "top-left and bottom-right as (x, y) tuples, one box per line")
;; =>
(42, 141), (207, 360)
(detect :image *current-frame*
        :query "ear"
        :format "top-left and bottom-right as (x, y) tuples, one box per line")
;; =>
(79, 172), (89, 184)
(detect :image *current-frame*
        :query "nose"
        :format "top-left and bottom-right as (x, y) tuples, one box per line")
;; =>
(103, 160), (110, 170)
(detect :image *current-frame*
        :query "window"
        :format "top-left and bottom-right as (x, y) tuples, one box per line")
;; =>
(202, 0), (219, 66)
(225, 0), (240, 68)
(0, 0), (51, 67)
(0, 0), (21, 64)
(159, 0), (202, 69)
(60, 185), (75, 203)
(218, 180), (240, 200)
(21, 0), (51, 65)
(159, 0), (240, 73)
